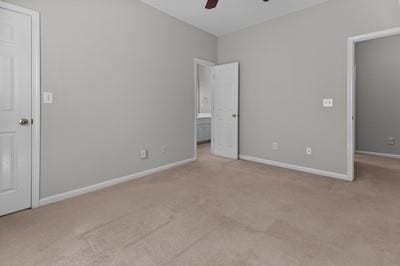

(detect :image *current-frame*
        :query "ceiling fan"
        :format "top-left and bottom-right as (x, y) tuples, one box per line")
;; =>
(205, 0), (270, 9)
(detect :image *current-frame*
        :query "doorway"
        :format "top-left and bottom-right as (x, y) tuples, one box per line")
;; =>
(0, 1), (40, 216)
(348, 27), (400, 181)
(194, 59), (214, 158)
(194, 59), (239, 160)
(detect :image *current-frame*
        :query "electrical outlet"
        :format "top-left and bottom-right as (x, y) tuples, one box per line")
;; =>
(161, 145), (167, 154)
(140, 149), (148, 159)
(387, 137), (395, 146)
(272, 142), (278, 151)
(306, 147), (312, 156)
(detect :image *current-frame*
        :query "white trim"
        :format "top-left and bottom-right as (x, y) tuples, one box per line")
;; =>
(347, 38), (355, 181)
(194, 58), (215, 159)
(239, 155), (351, 181)
(31, 7), (41, 208)
(356, 150), (400, 160)
(40, 157), (196, 206)
(347, 27), (400, 182)
(348, 27), (400, 43)
(195, 58), (215, 68)
(210, 66), (215, 155)
(0, 1), (41, 208)
(0, 0), (38, 15)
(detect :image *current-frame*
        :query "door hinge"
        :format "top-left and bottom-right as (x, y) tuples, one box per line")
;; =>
(31, 118), (34, 124)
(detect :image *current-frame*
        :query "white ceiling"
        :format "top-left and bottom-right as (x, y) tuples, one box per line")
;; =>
(140, 0), (328, 36)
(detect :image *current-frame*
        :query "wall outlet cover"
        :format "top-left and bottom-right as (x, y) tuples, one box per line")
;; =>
(387, 137), (395, 146)
(306, 147), (312, 155)
(140, 149), (148, 159)
(272, 142), (278, 151)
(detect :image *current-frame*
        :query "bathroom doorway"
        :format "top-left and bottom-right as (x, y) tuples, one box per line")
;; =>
(194, 59), (215, 157)
(194, 58), (240, 160)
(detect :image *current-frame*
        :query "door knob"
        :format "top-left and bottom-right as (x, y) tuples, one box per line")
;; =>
(19, 118), (29, 125)
(232, 114), (238, 118)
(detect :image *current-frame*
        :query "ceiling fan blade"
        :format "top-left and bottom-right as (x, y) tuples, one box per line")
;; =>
(205, 0), (219, 9)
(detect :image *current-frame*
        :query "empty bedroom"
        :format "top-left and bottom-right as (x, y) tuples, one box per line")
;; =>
(1, 0), (400, 265)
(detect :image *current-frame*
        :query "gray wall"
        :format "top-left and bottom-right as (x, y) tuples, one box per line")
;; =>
(356, 34), (400, 155)
(5, 0), (217, 198)
(218, 0), (400, 175)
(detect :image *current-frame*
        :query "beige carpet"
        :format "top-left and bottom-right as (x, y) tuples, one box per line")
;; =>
(1, 144), (400, 265)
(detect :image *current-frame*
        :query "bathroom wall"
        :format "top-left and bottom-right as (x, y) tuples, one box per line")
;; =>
(198, 64), (212, 114)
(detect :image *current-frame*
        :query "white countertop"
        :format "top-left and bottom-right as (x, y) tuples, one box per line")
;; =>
(197, 113), (211, 119)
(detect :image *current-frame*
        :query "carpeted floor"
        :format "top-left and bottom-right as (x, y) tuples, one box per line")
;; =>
(1, 143), (400, 265)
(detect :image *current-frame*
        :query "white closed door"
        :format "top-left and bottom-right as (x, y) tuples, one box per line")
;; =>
(0, 7), (32, 216)
(212, 62), (239, 159)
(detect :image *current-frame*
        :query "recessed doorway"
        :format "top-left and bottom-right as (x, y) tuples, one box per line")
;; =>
(194, 58), (240, 160)
(348, 27), (400, 181)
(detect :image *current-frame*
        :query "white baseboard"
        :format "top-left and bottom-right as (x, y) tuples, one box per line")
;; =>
(356, 150), (400, 159)
(39, 157), (196, 206)
(239, 155), (351, 181)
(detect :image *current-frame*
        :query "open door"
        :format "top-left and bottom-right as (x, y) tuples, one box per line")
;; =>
(212, 62), (239, 159)
(0, 6), (33, 216)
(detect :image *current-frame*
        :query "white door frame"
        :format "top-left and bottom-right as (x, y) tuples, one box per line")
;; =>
(0, 1), (41, 208)
(347, 27), (400, 181)
(194, 58), (215, 159)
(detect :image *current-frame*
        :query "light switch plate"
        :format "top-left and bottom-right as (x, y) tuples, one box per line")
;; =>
(323, 98), (334, 107)
(161, 145), (167, 154)
(43, 92), (53, 104)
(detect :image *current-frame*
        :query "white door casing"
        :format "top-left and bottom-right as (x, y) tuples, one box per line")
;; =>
(212, 62), (239, 159)
(347, 27), (400, 181)
(0, 6), (33, 216)
(194, 58), (215, 159)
